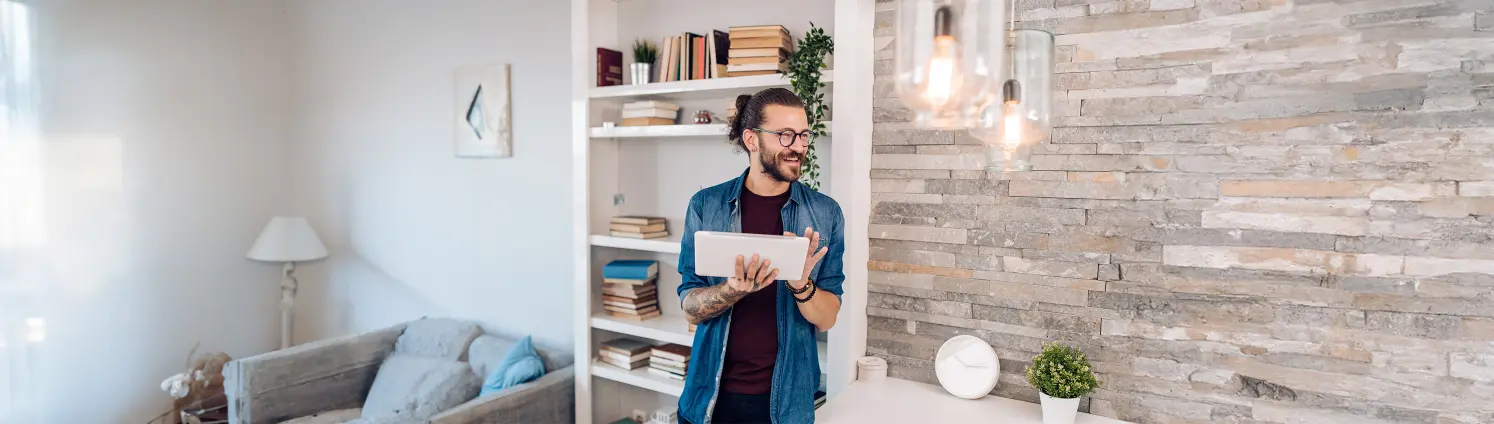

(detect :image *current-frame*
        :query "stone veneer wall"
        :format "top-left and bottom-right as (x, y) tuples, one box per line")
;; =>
(866, 0), (1494, 422)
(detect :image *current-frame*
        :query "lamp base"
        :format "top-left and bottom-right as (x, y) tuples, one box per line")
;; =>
(279, 262), (298, 350)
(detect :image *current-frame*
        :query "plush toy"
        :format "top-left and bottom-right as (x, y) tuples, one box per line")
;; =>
(152, 345), (232, 424)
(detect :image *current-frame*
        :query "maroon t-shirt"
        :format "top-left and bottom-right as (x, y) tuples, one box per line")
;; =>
(720, 186), (790, 395)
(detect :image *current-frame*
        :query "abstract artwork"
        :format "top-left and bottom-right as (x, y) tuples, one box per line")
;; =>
(454, 64), (512, 158)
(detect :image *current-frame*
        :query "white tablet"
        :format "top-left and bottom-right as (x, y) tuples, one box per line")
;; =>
(694, 231), (810, 282)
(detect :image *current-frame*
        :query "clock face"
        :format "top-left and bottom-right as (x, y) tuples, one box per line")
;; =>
(934, 335), (1000, 399)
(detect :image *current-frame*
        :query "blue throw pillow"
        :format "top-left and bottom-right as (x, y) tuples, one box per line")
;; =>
(480, 335), (547, 396)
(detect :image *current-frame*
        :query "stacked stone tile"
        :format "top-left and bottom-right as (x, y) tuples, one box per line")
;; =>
(868, 0), (1494, 423)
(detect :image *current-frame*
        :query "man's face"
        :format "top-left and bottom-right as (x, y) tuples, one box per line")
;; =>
(746, 104), (811, 183)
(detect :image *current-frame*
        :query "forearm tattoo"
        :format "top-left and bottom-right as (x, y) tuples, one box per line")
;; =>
(683, 283), (751, 323)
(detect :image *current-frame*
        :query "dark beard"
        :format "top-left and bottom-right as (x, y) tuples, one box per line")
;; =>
(758, 144), (802, 183)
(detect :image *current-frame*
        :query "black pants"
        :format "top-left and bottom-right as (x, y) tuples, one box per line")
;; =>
(681, 391), (771, 424)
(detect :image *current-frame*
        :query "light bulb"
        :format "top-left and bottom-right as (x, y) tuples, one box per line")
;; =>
(925, 35), (959, 107)
(1003, 102), (1022, 149)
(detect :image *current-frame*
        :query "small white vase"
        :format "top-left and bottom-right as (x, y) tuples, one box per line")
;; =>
(1039, 392), (1081, 424)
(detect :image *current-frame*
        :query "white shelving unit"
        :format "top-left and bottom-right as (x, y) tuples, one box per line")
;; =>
(571, 1), (873, 423)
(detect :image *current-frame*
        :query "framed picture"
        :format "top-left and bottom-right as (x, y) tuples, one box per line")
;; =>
(454, 64), (512, 158)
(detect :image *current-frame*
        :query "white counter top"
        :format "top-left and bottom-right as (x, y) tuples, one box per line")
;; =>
(816, 378), (1130, 424)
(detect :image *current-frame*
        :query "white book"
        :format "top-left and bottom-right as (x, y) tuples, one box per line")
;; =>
(727, 62), (788, 72)
(622, 108), (678, 119)
(648, 367), (686, 381)
(623, 100), (680, 111)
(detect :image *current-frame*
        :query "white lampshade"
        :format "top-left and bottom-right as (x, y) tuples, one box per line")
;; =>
(247, 216), (329, 262)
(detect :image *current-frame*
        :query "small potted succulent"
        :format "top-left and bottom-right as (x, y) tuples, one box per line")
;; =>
(1026, 343), (1100, 424)
(630, 39), (658, 85)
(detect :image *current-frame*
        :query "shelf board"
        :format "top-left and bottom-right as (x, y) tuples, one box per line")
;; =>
(590, 234), (681, 254)
(590, 122), (834, 139)
(590, 70), (834, 101)
(591, 124), (729, 139)
(592, 358), (685, 397)
(592, 312), (695, 347)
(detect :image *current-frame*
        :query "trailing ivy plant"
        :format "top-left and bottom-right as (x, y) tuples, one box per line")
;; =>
(1025, 342), (1100, 399)
(787, 23), (833, 191)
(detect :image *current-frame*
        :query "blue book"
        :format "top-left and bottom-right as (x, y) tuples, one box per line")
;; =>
(603, 260), (659, 280)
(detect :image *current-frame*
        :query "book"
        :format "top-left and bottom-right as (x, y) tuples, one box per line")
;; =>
(729, 25), (789, 39)
(600, 338), (655, 356)
(621, 117), (676, 126)
(728, 70), (784, 77)
(649, 361), (687, 376)
(597, 47), (623, 87)
(612, 216), (667, 225)
(623, 100), (680, 111)
(610, 230), (670, 239)
(602, 276), (656, 286)
(603, 298), (659, 310)
(727, 62), (789, 73)
(712, 30), (730, 78)
(600, 351), (651, 368)
(600, 285), (656, 297)
(693, 33), (705, 80)
(603, 260), (659, 280)
(648, 367), (687, 381)
(649, 356), (688, 369)
(728, 56), (785, 65)
(607, 309), (661, 321)
(731, 36), (794, 51)
(604, 304), (659, 315)
(610, 222), (667, 233)
(621, 108), (678, 120)
(609, 418), (640, 424)
(601, 284), (656, 299)
(729, 47), (790, 58)
(651, 344), (691, 363)
(602, 294), (657, 304)
(658, 37), (674, 82)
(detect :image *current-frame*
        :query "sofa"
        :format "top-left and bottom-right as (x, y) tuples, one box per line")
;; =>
(223, 318), (574, 424)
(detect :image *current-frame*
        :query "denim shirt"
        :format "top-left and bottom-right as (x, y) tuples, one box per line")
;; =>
(676, 169), (846, 424)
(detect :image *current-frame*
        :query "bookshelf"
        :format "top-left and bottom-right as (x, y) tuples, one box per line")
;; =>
(571, 0), (873, 423)
(590, 70), (835, 100)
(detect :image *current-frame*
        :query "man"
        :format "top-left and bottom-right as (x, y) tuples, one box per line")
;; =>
(676, 87), (845, 424)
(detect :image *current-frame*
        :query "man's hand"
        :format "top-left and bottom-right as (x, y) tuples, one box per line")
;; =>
(727, 254), (780, 294)
(784, 226), (829, 292)
(682, 254), (777, 325)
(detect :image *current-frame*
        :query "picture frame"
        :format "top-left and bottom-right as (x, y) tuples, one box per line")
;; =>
(453, 64), (513, 158)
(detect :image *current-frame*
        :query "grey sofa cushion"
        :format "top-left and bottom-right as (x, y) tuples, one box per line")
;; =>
(394, 318), (483, 360)
(362, 355), (481, 421)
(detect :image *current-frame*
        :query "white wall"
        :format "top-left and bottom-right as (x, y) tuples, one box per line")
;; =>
(26, 0), (291, 421)
(286, 0), (576, 350)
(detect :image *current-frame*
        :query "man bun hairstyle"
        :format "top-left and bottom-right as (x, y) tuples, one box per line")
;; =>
(728, 87), (805, 152)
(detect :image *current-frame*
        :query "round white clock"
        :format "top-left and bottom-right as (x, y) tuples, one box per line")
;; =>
(935, 335), (1000, 399)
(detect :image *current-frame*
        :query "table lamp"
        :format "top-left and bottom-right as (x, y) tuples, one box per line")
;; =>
(247, 216), (328, 350)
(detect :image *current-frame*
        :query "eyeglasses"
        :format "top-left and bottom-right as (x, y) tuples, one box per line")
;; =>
(752, 128), (812, 147)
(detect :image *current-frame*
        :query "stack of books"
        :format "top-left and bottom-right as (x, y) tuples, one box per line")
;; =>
(648, 343), (691, 381)
(602, 260), (660, 321)
(658, 30), (729, 82)
(610, 216), (669, 239)
(815, 389), (827, 409)
(621, 101), (679, 127)
(598, 338), (654, 370)
(728, 25), (792, 77)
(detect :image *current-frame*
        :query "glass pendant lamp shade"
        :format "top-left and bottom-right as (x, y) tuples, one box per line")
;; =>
(971, 29), (1054, 173)
(894, 0), (1008, 130)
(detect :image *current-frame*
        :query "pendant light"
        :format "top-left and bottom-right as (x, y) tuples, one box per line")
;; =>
(893, 0), (1008, 130)
(970, 1), (1054, 174)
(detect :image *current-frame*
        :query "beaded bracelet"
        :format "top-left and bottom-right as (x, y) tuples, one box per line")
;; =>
(794, 281), (817, 303)
(788, 279), (813, 295)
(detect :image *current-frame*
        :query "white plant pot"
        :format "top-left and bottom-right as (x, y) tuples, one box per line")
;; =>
(1039, 392), (1081, 424)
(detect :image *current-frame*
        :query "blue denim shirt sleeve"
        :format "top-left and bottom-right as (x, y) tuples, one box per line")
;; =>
(813, 201), (846, 298)
(677, 192), (710, 307)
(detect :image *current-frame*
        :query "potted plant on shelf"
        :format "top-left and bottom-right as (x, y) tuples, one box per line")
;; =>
(786, 23), (832, 191)
(1026, 343), (1100, 424)
(631, 39), (658, 85)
